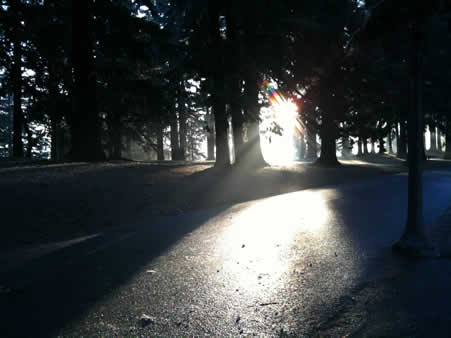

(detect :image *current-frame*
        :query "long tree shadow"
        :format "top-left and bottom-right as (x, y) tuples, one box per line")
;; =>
(0, 205), (230, 338)
(295, 171), (451, 336)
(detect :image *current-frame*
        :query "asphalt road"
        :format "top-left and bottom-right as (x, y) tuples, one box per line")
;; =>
(1, 170), (451, 337)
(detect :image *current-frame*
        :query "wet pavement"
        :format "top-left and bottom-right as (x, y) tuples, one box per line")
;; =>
(1, 170), (451, 337)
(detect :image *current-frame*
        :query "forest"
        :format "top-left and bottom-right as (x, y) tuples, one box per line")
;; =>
(3, 2), (451, 336)
(0, 1), (450, 167)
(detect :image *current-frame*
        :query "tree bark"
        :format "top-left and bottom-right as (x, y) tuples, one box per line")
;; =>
(388, 125), (393, 153)
(208, 2), (230, 167)
(363, 138), (368, 155)
(206, 108), (215, 160)
(11, 1), (24, 158)
(398, 121), (407, 158)
(429, 125), (437, 152)
(393, 14), (436, 256)
(316, 111), (339, 166)
(226, 10), (245, 165)
(357, 138), (363, 156)
(378, 136), (385, 154)
(178, 77), (186, 160)
(243, 73), (267, 168)
(179, 110), (187, 161)
(47, 54), (61, 160)
(71, 0), (103, 161)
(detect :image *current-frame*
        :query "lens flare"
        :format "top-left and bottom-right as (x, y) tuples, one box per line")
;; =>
(260, 80), (304, 164)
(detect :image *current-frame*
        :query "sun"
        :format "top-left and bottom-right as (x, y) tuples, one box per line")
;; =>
(260, 98), (299, 165)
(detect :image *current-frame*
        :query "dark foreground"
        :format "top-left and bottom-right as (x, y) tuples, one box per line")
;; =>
(1, 157), (451, 336)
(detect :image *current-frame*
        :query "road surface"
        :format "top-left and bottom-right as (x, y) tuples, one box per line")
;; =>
(1, 170), (451, 337)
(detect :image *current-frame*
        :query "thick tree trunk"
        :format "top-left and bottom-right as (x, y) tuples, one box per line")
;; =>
(240, 0), (266, 169)
(209, 2), (229, 167)
(243, 74), (267, 168)
(357, 138), (363, 156)
(371, 140), (376, 153)
(393, 15), (436, 256)
(378, 136), (385, 154)
(11, 3), (24, 158)
(211, 77), (230, 166)
(226, 10), (244, 165)
(398, 121), (407, 158)
(316, 112), (339, 166)
(71, 0), (103, 161)
(206, 108), (215, 160)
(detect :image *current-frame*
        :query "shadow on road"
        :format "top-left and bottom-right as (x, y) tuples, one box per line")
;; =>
(0, 206), (229, 337)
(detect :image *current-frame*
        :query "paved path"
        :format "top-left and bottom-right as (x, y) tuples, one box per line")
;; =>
(1, 170), (451, 337)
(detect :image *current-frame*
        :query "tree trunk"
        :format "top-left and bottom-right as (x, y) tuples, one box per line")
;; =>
(71, 0), (103, 161)
(178, 77), (186, 161)
(371, 140), (376, 153)
(48, 55), (61, 160)
(398, 121), (407, 158)
(179, 110), (187, 161)
(206, 108), (215, 160)
(388, 125), (393, 153)
(363, 138), (368, 155)
(316, 111), (339, 166)
(226, 10), (245, 165)
(209, 2), (229, 167)
(243, 75), (267, 168)
(430, 125), (437, 152)
(11, 2), (24, 158)
(378, 136), (385, 154)
(240, 0), (266, 168)
(393, 14), (436, 256)
(306, 127), (318, 159)
(357, 138), (363, 156)
(170, 105), (180, 160)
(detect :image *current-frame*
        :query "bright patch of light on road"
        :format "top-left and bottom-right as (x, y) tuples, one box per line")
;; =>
(218, 191), (330, 295)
